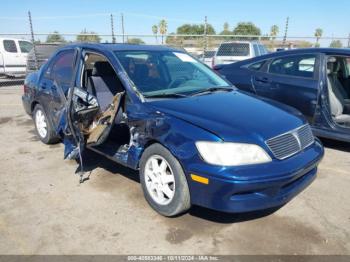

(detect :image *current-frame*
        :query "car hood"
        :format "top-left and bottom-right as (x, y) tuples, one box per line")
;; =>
(148, 91), (306, 143)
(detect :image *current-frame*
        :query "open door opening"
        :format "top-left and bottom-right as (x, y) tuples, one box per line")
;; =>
(70, 52), (131, 164)
(326, 56), (350, 128)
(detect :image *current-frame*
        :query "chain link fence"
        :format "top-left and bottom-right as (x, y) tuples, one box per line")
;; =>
(1, 14), (350, 89)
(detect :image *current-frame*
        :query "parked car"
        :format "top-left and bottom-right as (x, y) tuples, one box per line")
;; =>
(0, 38), (33, 78)
(26, 43), (63, 74)
(214, 48), (350, 143)
(22, 43), (324, 216)
(212, 41), (268, 67)
(198, 50), (216, 67)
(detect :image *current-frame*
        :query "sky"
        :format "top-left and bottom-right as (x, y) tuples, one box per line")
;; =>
(0, 0), (349, 43)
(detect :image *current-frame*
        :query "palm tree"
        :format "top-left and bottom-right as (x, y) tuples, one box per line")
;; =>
(269, 25), (279, 49)
(159, 19), (168, 44)
(152, 25), (158, 44)
(315, 28), (323, 47)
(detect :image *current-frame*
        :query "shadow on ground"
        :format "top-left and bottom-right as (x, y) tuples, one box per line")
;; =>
(80, 149), (281, 224)
(81, 149), (139, 183)
(320, 138), (350, 152)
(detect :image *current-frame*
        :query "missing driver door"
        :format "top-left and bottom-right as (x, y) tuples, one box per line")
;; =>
(67, 50), (125, 158)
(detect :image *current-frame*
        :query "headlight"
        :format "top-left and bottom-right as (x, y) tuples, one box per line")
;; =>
(195, 141), (272, 166)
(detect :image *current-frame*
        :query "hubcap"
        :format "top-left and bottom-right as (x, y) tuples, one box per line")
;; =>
(35, 110), (47, 138)
(144, 155), (175, 205)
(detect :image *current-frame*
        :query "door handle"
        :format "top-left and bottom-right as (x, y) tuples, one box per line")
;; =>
(255, 77), (270, 83)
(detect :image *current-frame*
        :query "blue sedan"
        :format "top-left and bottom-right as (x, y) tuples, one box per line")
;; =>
(215, 48), (350, 143)
(22, 43), (324, 216)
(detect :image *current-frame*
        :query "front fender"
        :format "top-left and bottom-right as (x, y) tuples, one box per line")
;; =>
(126, 112), (221, 170)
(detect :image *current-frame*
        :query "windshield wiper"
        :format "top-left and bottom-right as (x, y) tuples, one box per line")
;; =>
(144, 93), (188, 99)
(189, 86), (233, 97)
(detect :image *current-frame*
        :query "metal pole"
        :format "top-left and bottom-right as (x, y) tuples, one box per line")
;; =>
(282, 16), (289, 47)
(111, 14), (116, 43)
(121, 13), (125, 43)
(203, 16), (208, 62)
(28, 11), (38, 70)
(348, 33), (350, 48)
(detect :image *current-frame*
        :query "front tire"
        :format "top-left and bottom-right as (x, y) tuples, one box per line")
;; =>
(33, 104), (59, 144)
(140, 143), (191, 217)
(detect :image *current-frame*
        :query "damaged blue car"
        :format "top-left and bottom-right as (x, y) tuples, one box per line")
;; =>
(22, 43), (324, 216)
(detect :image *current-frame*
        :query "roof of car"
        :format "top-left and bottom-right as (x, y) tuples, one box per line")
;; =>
(219, 41), (262, 45)
(272, 48), (350, 55)
(61, 43), (183, 52)
(226, 47), (350, 67)
(0, 37), (32, 42)
(260, 48), (350, 60)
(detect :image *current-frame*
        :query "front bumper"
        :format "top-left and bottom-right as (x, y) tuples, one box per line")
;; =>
(187, 139), (324, 213)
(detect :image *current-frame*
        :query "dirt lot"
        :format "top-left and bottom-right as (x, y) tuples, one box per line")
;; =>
(0, 87), (349, 255)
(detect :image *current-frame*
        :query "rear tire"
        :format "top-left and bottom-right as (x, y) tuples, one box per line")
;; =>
(140, 143), (191, 217)
(33, 104), (60, 144)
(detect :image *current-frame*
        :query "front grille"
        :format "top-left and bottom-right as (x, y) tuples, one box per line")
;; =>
(266, 124), (314, 160)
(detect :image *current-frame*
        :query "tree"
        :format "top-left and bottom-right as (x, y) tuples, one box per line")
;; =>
(159, 19), (168, 44)
(46, 31), (66, 43)
(127, 38), (145, 44)
(329, 40), (343, 48)
(152, 25), (158, 43)
(76, 29), (101, 43)
(270, 25), (279, 40)
(314, 28), (323, 47)
(176, 24), (216, 36)
(220, 22), (232, 35)
(232, 22), (261, 37)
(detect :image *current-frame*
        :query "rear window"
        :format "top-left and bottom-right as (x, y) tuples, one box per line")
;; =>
(3, 40), (17, 53)
(216, 43), (250, 57)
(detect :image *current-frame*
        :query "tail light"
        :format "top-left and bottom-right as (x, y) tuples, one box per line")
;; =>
(23, 84), (29, 94)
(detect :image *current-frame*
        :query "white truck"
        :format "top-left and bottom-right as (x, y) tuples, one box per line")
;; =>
(0, 38), (33, 78)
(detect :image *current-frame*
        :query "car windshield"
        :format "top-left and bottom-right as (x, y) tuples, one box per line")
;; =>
(114, 50), (230, 97)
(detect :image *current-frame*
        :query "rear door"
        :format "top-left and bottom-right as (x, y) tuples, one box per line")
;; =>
(18, 40), (33, 68)
(252, 53), (321, 122)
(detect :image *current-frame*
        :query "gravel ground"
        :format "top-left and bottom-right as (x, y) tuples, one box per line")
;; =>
(0, 87), (349, 255)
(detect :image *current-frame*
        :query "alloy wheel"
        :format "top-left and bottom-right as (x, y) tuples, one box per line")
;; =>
(144, 155), (176, 205)
(35, 109), (47, 138)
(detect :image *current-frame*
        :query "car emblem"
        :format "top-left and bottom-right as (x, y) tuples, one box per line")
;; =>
(292, 131), (302, 150)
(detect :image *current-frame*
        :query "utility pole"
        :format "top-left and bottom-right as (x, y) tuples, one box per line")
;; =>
(121, 13), (125, 43)
(203, 16), (208, 62)
(348, 33), (350, 48)
(110, 14), (116, 43)
(282, 16), (289, 47)
(28, 11), (38, 70)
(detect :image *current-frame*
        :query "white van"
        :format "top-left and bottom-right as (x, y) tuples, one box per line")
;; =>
(212, 41), (268, 67)
(0, 38), (33, 78)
